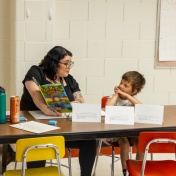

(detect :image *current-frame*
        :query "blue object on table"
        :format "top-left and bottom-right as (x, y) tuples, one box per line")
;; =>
(48, 120), (57, 125)
(20, 116), (27, 121)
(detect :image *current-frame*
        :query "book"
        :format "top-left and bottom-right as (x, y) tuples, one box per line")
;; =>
(33, 77), (72, 113)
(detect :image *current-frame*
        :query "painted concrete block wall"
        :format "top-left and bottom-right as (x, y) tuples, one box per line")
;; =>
(0, 0), (10, 105)
(1, 0), (176, 108)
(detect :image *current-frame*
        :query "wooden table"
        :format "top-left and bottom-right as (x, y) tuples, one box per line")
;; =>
(0, 105), (176, 173)
(0, 106), (176, 144)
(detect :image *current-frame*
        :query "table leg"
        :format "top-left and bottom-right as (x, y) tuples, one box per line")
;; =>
(1, 144), (8, 174)
(0, 144), (2, 174)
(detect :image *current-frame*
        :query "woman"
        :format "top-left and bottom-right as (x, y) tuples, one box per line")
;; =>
(21, 46), (96, 176)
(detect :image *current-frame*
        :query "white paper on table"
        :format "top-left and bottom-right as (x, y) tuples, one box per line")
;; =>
(10, 121), (60, 133)
(105, 106), (134, 125)
(29, 111), (71, 120)
(134, 104), (164, 125)
(72, 103), (101, 122)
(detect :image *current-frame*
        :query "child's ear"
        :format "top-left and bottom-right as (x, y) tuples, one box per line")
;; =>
(131, 89), (137, 95)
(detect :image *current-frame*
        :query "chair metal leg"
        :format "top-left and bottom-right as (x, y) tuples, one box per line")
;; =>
(92, 139), (121, 176)
(2, 144), (8, 174)
(48, 148), (72, 176)
(111, 145), (115, 176)
(92, 139), (102, 176)
(129, 146), (132, 159)
(14, 160), (17, 170)
(67, 148), (72, 176)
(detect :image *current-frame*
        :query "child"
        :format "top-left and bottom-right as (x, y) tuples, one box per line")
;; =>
(106, 71), (146, 176)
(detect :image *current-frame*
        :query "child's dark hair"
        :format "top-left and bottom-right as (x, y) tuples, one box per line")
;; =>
(122, 71), (146, 94)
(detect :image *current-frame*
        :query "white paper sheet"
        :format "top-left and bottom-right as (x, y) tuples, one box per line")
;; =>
(29, 111), (71, 120)
(72, 103), (101, 122)
(10, 121), (60, 133)
(159, 0), (176, 61)
(134, 104), (164, 125)
(105, 106), (134, 125)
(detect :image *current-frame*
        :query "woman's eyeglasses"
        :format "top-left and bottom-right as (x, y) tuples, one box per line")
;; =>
(59, 61), (74, 68)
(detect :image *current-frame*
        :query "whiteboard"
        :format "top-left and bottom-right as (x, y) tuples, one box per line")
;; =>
(159, 0), (176, 61)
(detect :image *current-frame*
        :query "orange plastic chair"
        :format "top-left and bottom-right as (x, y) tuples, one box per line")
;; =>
(93, 96), (118, 176)
(126, 132), (176, 176)
(101, 96), (109, 108)
(64, 149), (79, 158)
(93, 96), (136, 176)
(101, 95), (136, 157)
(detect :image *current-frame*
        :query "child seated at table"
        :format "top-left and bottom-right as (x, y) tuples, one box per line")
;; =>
(106, 71), (146, 176)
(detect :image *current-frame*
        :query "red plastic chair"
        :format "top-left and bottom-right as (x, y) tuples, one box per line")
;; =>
(101, 96), (137, 162)
(101, 95), (109, 108)
(93, 96), (135, 176)
(126, 132), (176, 176)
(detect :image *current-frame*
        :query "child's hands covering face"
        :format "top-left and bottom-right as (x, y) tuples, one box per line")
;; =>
(114, 86), (128, 99)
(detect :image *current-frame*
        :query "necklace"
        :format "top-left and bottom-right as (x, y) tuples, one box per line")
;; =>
(46, 76), (65, 86)
(45, 77), (59, 84)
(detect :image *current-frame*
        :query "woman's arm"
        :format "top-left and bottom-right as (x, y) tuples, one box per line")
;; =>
(73, 91), (84, 103)
(25, 80), (62, 116)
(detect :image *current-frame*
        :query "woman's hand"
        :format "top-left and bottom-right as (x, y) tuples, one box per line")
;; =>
(47, 107), (62, 116)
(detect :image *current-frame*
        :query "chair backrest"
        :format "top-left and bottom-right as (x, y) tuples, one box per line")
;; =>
(138, 132), (176, 153)
(101, 96), (109, 108)
(16, 136), (65, 162)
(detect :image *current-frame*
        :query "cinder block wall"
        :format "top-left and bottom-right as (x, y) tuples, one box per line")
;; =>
(1, 0), (176, 109)
(0, 0), (10, 107)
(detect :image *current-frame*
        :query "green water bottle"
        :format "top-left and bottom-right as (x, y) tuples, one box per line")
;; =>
(0, 86), (6, 124)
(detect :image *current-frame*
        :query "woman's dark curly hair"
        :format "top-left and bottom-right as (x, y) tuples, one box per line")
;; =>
(122, 71), (146, 95)
(39, 46), (72, 81)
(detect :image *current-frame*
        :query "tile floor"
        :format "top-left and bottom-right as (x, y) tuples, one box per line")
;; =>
(6, 156), (123, 176)
(6, 153), (175, 176)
